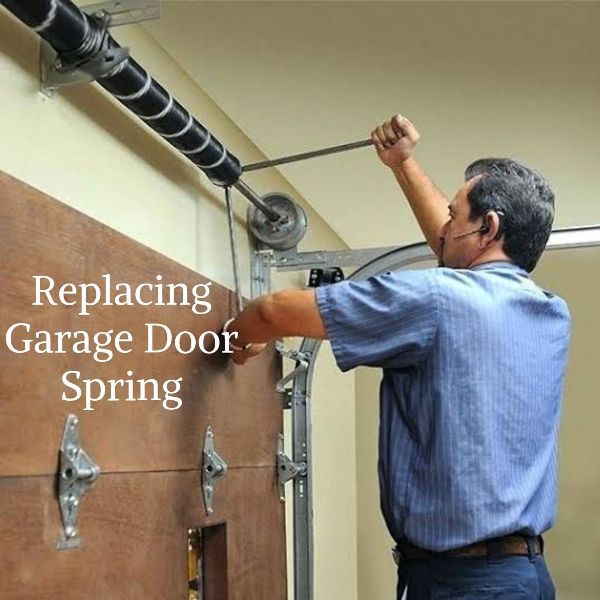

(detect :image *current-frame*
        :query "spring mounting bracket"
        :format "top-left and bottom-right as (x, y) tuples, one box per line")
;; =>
(39, 0), (156, 96)
(40, 40), (130, 96)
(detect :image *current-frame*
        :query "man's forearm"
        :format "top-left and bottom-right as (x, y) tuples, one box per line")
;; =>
(390, 157), (449, 255)
(227, 290), (327, 346)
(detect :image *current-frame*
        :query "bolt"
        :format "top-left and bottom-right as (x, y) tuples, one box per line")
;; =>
(65, 526), (77, 538)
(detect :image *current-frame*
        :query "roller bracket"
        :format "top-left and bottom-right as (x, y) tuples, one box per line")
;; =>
(282, 389), (293, 410)
(56, 414), (101, 550)
(202, 426), (228, 516)
(308, 267), (345, 287)
(277, 435), (307, 502)
(275, 342), (310, 395)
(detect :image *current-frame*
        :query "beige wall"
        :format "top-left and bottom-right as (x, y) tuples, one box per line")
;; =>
(535, 248), (600, 600)
(0, 11), (355, 600)
(143, 1), (600, 250)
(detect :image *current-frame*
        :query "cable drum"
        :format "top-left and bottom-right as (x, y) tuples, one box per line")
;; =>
(247, 193), (308, 251)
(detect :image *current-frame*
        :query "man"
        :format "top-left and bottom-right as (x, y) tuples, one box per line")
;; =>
(223, 115), (570, 599)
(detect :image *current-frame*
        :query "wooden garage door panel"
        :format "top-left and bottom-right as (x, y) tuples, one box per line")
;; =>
(0, 172), (283, 475)
(0, 355), (282, 475)
(0, 469), (286, 599)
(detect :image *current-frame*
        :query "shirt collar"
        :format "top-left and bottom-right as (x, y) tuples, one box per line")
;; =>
(470, 261), (529, 276)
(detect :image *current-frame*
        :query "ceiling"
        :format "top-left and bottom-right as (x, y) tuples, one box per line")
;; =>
(136, 2), (600, 251)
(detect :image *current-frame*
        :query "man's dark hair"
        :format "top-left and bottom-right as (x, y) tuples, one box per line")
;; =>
(464, 158), (555, 272)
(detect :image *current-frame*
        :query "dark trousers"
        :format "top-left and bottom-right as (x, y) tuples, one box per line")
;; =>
(397, 554), (556, 599)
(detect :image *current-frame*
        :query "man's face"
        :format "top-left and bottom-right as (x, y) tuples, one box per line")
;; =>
(438, 177), (484, 269)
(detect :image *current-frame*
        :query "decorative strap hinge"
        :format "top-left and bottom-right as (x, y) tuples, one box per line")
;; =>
(56, 414), (101, 550)
(202, 426), (228, 516)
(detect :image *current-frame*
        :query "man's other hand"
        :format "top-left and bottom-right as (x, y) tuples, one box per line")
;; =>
(371, 115), (420, 168)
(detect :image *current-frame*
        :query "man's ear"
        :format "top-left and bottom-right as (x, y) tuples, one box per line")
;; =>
(493, 210), (505, 241)
(479, 211), (502, 247)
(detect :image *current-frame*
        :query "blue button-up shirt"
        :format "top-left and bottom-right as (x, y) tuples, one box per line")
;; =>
(315, 261), (571, 551)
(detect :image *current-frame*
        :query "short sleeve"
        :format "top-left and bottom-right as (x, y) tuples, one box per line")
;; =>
(314, 268), (439, 372)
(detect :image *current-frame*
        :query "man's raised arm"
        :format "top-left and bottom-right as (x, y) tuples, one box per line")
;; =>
(371, 115), (449, 255)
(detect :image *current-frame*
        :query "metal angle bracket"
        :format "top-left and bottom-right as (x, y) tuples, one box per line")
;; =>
(277, 434), (307, 502)
(270, 245), (404, 273)
(84, 0), (161, 27)
(275, 341), (311, 397)
(201, 426), (228, 516)
(56, 414), (101, 550)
